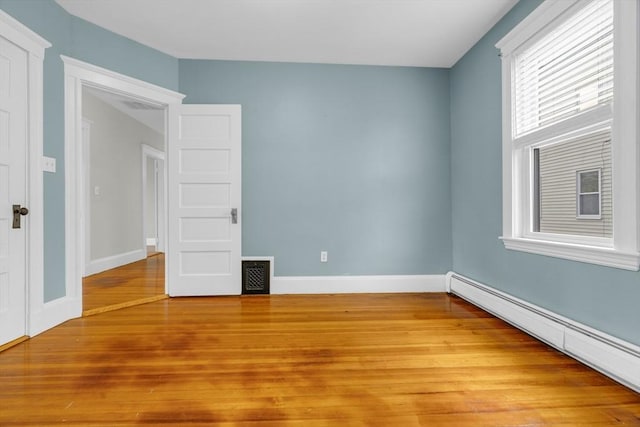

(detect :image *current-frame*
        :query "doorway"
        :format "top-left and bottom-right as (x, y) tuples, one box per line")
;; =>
(0, 10), (49, 347)
(142, 144), (165, 256)
(62, 55), (185, 318)
(80, 86), (167, 315)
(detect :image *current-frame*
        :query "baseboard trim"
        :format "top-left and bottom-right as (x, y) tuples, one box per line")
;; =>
(86, 249), (146, 276)
(272, 274), (445, 294)
(446, 271), (640, 393)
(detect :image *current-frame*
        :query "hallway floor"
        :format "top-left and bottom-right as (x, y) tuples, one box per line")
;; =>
(82, 253), (165, 315)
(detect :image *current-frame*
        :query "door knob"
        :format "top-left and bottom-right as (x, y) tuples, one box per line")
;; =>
(231, 208), (238, 224)
(12, 205), (29, 229)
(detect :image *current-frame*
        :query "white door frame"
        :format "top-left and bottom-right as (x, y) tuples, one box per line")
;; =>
(0, 11), (50, 338)
(62, 55), (184, 318)
(81, 118), (92, 277)
(141, 144), (165, 254)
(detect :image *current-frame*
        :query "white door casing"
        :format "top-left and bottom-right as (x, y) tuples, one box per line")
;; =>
(62, 55), (185, 317)
(168, 104), (242, 296)
(0, 36), (28, 344)
(0, 11), (48, 343)
(81, 118), (91, 277)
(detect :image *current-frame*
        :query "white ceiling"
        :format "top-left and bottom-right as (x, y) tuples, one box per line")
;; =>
(55, 0), (517, 68)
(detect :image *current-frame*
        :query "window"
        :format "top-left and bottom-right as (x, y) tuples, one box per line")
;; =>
(533, 129), (611, 237)
(496, 0), (639, 270)
(577, 169), (601, 219)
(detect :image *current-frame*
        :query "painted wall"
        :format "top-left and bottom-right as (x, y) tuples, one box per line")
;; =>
(0, 0), (179, 300)
(179, 60), (452, 276)
(82, 91), (163, 262)
(4, 0), (637, 349)
(450, 0), (640, 346)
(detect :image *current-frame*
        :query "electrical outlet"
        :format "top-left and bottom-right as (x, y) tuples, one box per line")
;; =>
(320, 251), (328, 263)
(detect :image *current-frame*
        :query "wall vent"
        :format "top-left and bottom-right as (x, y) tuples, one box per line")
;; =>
(242, 260), (270, 295)
(121, 100), (162, 110)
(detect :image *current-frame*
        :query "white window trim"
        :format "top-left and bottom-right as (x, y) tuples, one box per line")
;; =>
(576, 168), (601, 220)
(496, 0), (640, 271)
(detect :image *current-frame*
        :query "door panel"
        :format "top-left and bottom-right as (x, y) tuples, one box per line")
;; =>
(0, 36), (27, 344)
(168, 105), (241, 296)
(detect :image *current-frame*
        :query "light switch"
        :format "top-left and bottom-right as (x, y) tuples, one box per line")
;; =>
(43, 156), (56, 173)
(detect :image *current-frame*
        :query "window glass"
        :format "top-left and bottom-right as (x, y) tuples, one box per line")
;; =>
(534, 130), (610, 237)
(580, 171), (599, 193)
(514, 0), (613, 136)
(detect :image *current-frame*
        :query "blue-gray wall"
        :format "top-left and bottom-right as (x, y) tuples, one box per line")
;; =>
(0, 0), (179, 301)
(450, 0), (640, 346)
(4, 0), (637, 348)
(179, 60), (452, 276)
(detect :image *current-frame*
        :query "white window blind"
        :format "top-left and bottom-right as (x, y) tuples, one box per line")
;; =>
(514, 0), (613, 137)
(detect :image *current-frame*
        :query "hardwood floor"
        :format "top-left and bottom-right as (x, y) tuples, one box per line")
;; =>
(82, 253), (166, 316)
(1, 293), (638, 426)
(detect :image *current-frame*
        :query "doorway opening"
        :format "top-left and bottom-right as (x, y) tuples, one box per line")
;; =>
(80, 86), (167, 315)
(142, 144), (165, 256)
(62, 55), (185, 319)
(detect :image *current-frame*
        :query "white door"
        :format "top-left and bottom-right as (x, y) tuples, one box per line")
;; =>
(168, 105), (241, 296)
(0, 36), (28, 344)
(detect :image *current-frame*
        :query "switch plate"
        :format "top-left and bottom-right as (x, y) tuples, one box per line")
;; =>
(320, 251), (328, 263)
(43, 156), (56, 173)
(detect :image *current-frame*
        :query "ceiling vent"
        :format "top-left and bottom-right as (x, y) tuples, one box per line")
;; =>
(121, 100), (161, 110)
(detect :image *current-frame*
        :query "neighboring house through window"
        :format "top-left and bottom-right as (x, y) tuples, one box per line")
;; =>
(496, 0), (639, 270)
(576, 169), (601, 219)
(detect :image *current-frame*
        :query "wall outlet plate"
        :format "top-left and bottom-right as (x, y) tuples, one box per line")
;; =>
(43, 156), (56, 173)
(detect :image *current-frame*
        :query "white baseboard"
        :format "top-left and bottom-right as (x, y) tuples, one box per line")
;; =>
(446, 271), (640, 393)
(272, 274), (445, 294)
(240, 256), (445, 294)
(29, 295), (81, 337)
(86, 248), (146, 276)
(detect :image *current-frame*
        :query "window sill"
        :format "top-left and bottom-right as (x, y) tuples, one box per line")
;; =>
(500, 236), (640, 271)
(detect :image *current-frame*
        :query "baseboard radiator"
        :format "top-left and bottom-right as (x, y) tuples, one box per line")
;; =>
(446, 272), (640, 393)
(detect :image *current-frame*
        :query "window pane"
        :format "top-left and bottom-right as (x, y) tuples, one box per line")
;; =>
(580, 171), (599, 193)
(580, 194), (600, 215)
(514, 0), (614, 136)
(535, 129), (611, 237)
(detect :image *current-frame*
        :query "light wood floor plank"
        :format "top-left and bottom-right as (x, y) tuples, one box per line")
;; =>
(82, 253), (165, 315)
(1, 293), (638, 426)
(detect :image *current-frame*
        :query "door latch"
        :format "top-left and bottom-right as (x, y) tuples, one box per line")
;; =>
(12, 205), (29, 229)
(231, 208), (238, 224)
